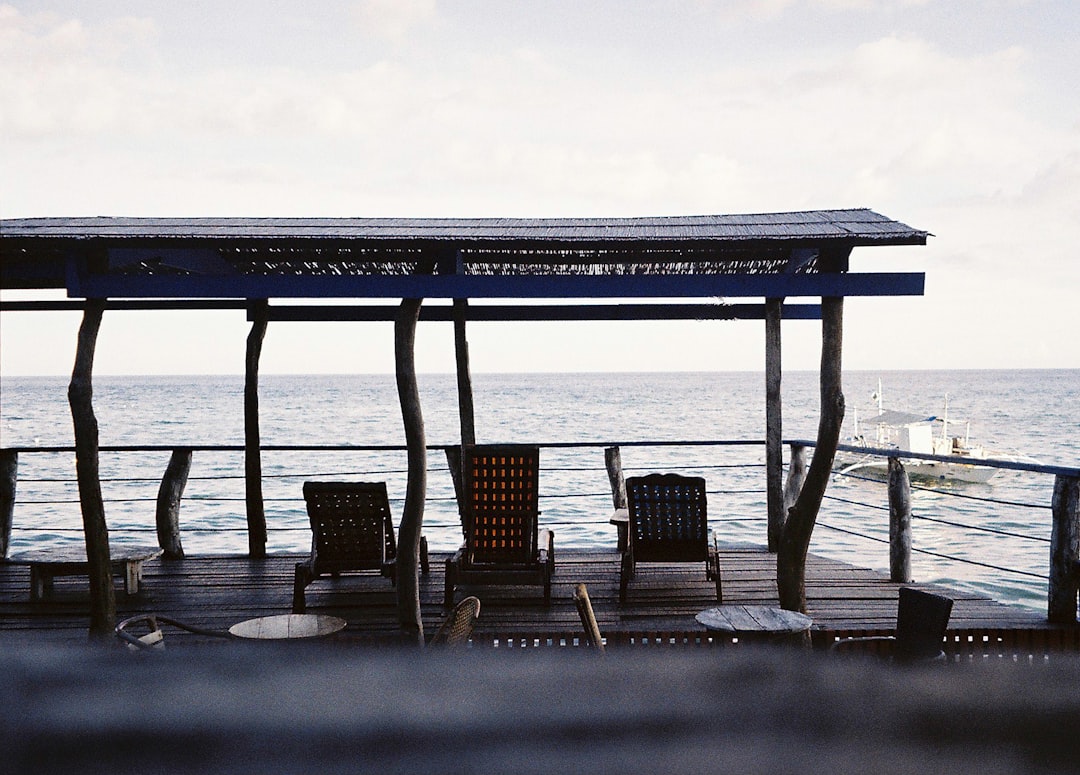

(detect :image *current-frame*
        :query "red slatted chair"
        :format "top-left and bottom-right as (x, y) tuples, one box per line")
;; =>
(444, 445), (554, 607)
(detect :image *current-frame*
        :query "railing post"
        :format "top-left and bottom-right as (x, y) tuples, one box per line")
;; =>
(0, 450), (16, 559)
(605, 446), (628, 552)
(156, 448), (191, 559)
(782, 444), (808, 527)
(1048, 474), (1080, 624)
(604, 446), (627, 510)
(888, 457), (913, 583)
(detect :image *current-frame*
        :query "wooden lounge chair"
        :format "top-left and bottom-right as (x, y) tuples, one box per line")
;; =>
(294, 481), (428, 613)
(832, 586), (954, 663)
(428, 595), (481, 648)
(620, 473), (721, 603)
(444, 445), (554, 607)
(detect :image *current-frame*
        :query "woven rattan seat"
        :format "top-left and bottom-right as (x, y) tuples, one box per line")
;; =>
(620, 473), (721, 603)
(293, 481), (428, 613)
(429, 595), (481, 648)
(444, 445), (554, 607)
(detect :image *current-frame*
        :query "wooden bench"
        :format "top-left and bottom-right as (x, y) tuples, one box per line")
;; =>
(6, 545), (163, 600)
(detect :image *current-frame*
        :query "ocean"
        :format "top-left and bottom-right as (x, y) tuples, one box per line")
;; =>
(2, 369), (1077, 613)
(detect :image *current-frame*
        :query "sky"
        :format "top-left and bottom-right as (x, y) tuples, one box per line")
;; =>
(1, 0), (1078, 376)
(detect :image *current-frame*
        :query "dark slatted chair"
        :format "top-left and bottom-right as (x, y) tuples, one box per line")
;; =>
(294, 481), (428, 613)
(620, 473), (721, 603)
(832, 586), (954, 664)
(428, 595), (481, 649)
(444, 445), (554, 607)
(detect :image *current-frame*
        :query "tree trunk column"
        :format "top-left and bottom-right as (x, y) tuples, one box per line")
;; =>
(765, 298), (783, 552)
(1048, 474), (1080, 624)
(156, 448), (191, 559)
(888, 457), (913, 583)
(245, 302), (268, 558)
(453, 298), (476, 448)
(396, 298), (426, 645)
(777, 295), (845, 614)
(0, 450), (16, 558)
(68, 300), (115, 639)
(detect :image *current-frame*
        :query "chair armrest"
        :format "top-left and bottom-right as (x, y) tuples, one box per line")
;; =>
(538, 529), (554, 563)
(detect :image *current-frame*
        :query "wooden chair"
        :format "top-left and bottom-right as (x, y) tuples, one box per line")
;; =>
(444, 445), (554, 607)
(428, 596), (481, 649)
(115, 614), (234, 651)
(620, 473), (721, 603)
(294, 481), (428, 613)
(832, 587), (954, 664)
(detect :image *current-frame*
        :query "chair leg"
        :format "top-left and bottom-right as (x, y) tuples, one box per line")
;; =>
(619, 553), (632, 603)
(421, 536), (430, 576)
(293, 563), (313, 614)
(444, 558), (456, 608)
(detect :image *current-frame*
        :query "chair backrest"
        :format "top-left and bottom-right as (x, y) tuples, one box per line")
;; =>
(625, 473), (708, 562)
(462, 445), (540, 565)
(302, 481), (397, 574)
(894, 587), (953, 662)
(429, 596), (481, 648)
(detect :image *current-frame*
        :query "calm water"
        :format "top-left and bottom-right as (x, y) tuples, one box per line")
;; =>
(2, 369), (1077, 612)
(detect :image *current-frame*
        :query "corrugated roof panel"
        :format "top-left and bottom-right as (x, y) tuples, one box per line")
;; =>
(1, 209), (928, 244)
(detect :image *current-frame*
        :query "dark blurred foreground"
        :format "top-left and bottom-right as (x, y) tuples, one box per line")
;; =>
(8, 643), (1080, 774)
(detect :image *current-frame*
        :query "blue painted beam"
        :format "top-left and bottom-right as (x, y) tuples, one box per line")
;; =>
(259, 303), (823, 322)
(68, 272), (925, 299)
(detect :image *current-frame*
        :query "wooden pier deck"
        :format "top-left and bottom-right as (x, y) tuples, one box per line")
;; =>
(2, 547), (1075, 656)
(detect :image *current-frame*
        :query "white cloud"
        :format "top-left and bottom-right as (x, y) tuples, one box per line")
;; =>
(350, 0), (436, 43)
(1, 2), (1078, 370)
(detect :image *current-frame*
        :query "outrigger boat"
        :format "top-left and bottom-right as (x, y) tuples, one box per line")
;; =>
(837, 381), (1001, 484)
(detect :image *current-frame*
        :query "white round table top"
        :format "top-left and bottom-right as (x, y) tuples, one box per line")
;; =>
(229, 614), (347, 640)
(695, 604), (812, 635)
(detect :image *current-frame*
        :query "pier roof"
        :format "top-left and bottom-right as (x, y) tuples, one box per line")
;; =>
(1, 209), (926, 302)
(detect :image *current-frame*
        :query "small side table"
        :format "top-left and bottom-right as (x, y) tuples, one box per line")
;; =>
(229, 613), (347, 640)
(7, 545), (163, 600)
(696, 604), (812, 646)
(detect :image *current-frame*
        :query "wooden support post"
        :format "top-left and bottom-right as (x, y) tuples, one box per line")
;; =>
(765, 298), (783, 552)
(1048, 474), (1080, 624)
(396, 297), (426, 646)
(604, 446), (627, 510)
(68, 299), (115, 639)
(453, 298), (476, 448)
(888, 457), (913, 583)
(783, 444), (808, 517)
(605, 446), (629, 552)
(777, 292), (845, 614)
(0, 450), (15, 559)
(156, 448), (191, 559)
(244, 302), (268, 558)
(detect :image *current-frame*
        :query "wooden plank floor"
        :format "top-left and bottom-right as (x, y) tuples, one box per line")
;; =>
(1, 547), (1060, 649)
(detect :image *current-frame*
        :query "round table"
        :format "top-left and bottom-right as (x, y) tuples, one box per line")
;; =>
(228, 614), (347, 640)
(695, 604), (812, 645)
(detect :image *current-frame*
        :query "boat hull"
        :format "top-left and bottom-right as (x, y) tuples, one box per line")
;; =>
(836, 454), (997, 484)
